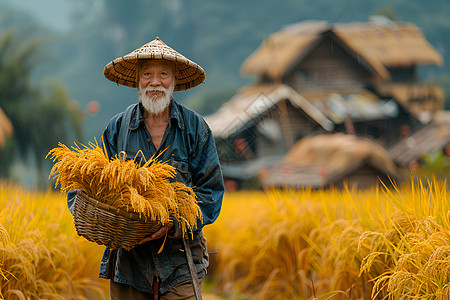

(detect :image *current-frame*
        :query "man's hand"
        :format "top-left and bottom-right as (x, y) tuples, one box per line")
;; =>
(139, 222), (174, 244)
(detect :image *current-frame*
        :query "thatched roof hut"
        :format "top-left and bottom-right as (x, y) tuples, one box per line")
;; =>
(260, 133), (405, 189)
(242, 19), (443, 81)
(207, 18), (444, 189)
(205, 83), (333, 139)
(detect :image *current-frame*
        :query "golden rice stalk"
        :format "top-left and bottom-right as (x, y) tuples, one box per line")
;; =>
(47, 140), (202, 238)
(139, 186), (176, 222)
(0, 224), (9, 247)
(365, 211), (450, 300)
(171, 182), (202, 236)
(145, 158), (176, 180)
(423, 245), (450, 278)
(129, 186), (170, 223)
(0, 181), (107, 299)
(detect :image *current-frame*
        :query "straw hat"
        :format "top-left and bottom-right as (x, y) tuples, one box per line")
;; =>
(104, 37), (205, 91)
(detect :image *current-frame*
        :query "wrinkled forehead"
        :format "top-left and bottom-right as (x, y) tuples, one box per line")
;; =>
(138, 59), (176, 74)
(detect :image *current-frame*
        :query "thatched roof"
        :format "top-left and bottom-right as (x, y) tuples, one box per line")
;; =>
(241, 21), (327, 80)
(242, 19), (443, 80)
(334, 21), (442, 68)
(374, 82), (444, 122)
(375, 83), (444, 106)
(0, 107), (13, 147)
(260, 133), (404, 188)
(281, 133), (398, 172)
(204, 83), (334, 138)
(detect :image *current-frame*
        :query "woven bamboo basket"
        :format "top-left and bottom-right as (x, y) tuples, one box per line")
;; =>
(73, 190), (162, 251)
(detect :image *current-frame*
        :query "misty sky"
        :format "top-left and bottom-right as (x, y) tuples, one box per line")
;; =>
(1, 0), (102, 32)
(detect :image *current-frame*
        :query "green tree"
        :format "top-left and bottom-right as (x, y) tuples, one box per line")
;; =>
(0, 28), (84, 187)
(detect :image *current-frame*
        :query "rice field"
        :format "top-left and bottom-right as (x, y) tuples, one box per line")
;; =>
(1, 177), (449, 299)
(0, 181), (106, 300)
(203, 177), (450, 299)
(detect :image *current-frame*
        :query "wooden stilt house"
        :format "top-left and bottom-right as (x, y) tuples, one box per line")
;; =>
(206, 18), (444, 188)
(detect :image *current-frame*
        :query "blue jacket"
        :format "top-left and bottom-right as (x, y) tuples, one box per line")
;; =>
(67, 100), (224, 293)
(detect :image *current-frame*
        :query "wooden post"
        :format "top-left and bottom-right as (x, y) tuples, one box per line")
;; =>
(278, 100), (295, 148)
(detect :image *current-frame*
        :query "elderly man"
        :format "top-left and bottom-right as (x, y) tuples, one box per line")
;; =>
(99, 37), (223, 299)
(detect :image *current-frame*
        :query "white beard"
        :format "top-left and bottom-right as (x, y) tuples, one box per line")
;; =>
(138, 82), (174, 115)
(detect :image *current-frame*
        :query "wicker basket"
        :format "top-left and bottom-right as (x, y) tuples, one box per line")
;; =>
(73, 190), (162, 251)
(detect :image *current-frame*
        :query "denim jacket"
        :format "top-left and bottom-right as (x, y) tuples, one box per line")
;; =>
(67, 100), (224, 293)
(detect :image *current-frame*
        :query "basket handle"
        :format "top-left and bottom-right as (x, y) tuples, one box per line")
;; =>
(118, 151), (126, 162)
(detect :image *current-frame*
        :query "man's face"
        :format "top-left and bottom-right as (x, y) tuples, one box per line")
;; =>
(138, 60), (175, 115)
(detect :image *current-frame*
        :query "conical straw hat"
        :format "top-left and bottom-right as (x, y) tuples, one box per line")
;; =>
(104, 37), (205, 91)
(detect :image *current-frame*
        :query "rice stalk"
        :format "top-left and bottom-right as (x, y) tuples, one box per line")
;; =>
(205, 177), (450, 300)
(0, 181), (107, 299)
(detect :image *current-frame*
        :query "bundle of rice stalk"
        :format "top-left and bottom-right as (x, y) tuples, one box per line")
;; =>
(46, 140), (202, 249)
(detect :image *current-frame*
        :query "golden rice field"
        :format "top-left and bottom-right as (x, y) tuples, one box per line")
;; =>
(204, 178), (450, 300)
(1, 177), (450, 299)
(0, 181), (106, 300)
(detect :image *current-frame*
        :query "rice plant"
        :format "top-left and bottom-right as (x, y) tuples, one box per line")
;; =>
(359, 178), (450, 299)
(0, 181), (106, 300)
(204, 177), (450, 300)
(2, 174), (448, 299)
